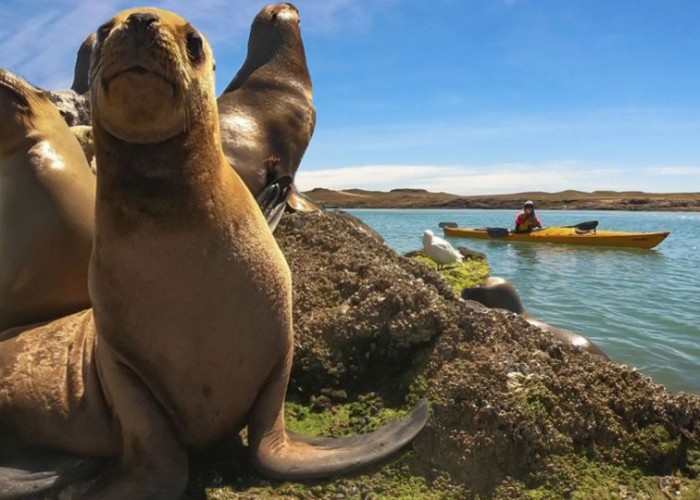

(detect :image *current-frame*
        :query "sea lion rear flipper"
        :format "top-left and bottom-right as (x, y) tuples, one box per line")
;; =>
(0, 454), (103, 498)
(255, 175), (293, 231)
(252, 399), (430, 480)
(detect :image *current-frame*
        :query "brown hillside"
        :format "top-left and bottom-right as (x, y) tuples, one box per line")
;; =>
(304, 188), (700, 211)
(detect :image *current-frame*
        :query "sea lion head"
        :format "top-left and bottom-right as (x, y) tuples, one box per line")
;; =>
(0, 69), (53, 152)
(247, 3), (306, 69)
(90, 7), (216, 144)
(461, 276), (527, 314)
(71, 32), (96, 94)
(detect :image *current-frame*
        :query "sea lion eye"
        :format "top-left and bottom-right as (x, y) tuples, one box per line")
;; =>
(186, 32), (203, 62)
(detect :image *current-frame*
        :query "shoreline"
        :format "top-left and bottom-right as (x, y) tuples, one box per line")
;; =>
(304, 188), (700, 212)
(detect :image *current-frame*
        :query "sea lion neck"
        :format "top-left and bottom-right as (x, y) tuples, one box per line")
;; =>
(223, 28), (310, 94)
(92, 124), (224, 218)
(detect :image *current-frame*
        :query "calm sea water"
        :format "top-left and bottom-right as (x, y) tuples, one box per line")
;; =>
(345, 209), (700, 395)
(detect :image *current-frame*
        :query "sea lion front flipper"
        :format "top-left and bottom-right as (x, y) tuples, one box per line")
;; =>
(0, 454), (103, 498)
(251, 399), (430, 480)
(256, 175), (293, 231)
(286, 185), (322, 213)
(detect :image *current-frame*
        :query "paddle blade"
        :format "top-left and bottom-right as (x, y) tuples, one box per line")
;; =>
(565, 220), (599, 231)
(486, 227), (510, 238)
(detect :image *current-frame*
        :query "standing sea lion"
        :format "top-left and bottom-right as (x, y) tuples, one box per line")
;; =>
(71, 32), (96, 95)
(218, 2), (319, 229)
(0, 8), (427, 498)
(461, 277), (610, 361)
(0, 69), (95, 333)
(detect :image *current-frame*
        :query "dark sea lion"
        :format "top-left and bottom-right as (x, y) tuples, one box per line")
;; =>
(0, 8), (427, 498)
(0, 69), (95, 333)
(71, 32), (96, 94)
(218, 2), (319, 229)
(461, 277), (610, 361)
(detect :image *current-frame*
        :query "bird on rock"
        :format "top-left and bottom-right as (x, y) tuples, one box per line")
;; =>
(422, 229), (463, 270)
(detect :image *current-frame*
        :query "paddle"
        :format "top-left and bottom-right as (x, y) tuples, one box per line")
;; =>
(563, 220), (598, 232)
(438, 221), (458, 228)
(488, 221), (598, 237)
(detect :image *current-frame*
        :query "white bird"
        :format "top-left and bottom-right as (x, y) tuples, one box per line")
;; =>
(422, 229), (463, 270)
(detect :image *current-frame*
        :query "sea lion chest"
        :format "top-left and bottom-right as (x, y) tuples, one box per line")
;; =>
(90, 179), (293, 446)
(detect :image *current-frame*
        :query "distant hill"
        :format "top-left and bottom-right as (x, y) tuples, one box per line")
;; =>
(303, 188), (700, 211)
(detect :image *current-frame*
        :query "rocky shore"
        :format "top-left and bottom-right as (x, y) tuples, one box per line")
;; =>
(305, 188), (700, 212)
(39, 210), (700, 499)
(191, 210), (700, 499)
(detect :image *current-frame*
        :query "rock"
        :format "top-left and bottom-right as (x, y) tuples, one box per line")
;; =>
(274, 211), (700, 497)
(47, 90), (91, 127)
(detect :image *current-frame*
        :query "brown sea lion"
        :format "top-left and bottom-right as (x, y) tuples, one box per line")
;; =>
(0, 8), (427, 498)
(69, 124), (96, 173)
(0, 69), (95, 333)
(461, 277), (610, 361)
(218, 2), (319, 229)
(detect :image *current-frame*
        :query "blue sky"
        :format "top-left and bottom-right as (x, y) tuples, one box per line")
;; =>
(2, 0), (699, 195)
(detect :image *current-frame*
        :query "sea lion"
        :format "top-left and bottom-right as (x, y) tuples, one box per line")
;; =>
(70, 124), (96, 173)
(71, 32), (96, 94)
(461, 277), (610, 361)
(218, 2), (319, 229)
(0, 8), (428, 498)
(0, 68), (95, 333)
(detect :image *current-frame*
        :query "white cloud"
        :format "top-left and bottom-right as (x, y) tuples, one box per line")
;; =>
(296, 161), (697, 195)
(645, 166), (700, 177)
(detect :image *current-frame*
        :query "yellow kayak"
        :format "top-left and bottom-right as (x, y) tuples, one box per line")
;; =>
(441, 225), (670, 249)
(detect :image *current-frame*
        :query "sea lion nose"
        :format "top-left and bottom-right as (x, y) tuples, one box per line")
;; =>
(128, 12), (158, 32)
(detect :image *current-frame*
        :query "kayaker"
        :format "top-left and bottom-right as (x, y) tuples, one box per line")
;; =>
(514, 200), (542, 232)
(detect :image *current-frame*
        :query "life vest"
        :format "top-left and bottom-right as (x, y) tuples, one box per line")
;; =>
(515, 211), (540, 232)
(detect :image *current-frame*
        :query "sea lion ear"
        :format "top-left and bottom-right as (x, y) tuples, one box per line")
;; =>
(212, 60), (216, 72)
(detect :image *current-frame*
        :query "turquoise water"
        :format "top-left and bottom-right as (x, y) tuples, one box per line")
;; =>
(345, 209), (700, 395)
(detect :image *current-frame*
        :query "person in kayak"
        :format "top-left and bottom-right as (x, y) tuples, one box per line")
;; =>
(514, 200), (542, 232)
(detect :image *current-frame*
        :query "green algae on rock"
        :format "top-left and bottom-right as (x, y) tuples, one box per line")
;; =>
(406, 251), (490, 296)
